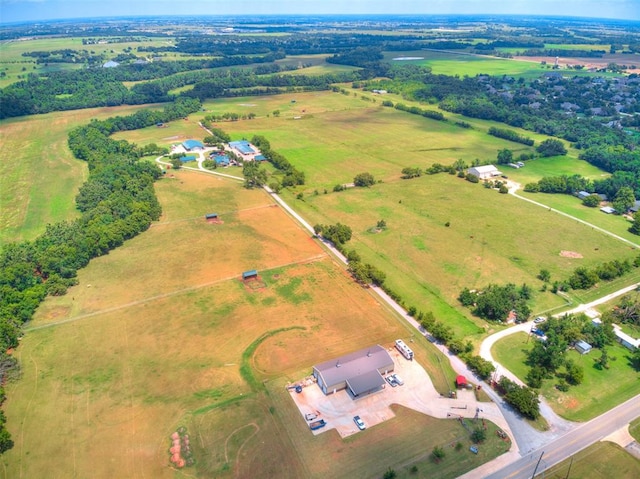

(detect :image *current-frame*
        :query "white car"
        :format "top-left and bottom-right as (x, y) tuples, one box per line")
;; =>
(353, 415), (366, 430)
(386, 375), (398, 387)
(391, 373), (404, 386)
(534, 317), (546, 324)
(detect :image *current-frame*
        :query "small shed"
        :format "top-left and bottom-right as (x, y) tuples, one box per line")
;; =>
(575, 340), (592, 354)
(456, 375), (467, 388)
(242, 270), (258, 280)
(180, 155), (197, 163)
(600, 206), (616, 214)
(205, 213), (218, 220)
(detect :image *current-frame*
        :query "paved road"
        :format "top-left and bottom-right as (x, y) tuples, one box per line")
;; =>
(486, 394), (640, 479)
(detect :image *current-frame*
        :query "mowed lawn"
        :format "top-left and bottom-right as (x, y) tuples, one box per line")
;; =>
(0, 104), (163, 243)
(4, 170), (411, 479)
(492, 332), (640, 421)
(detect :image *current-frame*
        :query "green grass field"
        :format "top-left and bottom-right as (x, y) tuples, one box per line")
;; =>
(542, 441), (640, 479)
(492, 332), (640, 421)
(109, 91), (639, 343)
(0, 104), (164, 244)
(384, 50), (551, 78)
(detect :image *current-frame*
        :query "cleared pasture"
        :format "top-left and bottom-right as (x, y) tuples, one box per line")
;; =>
(113, 91), (637, 339)
(31, 170), (322, 324)
(0, 104), (163, 244)
(287, 172), (636, 336)
(4, 169), (411, 479)
(492, 332), (640, 421)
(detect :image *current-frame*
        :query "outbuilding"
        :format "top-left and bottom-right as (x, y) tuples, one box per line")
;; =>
(467, 165), (501, 180)
(600, 206), (616, 214)
(312, 345), (394, 397)
(575, 340), (592, 354)
(182, 139), (205, 151)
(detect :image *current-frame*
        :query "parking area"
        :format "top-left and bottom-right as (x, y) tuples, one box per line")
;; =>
(288, 348), (510, 438)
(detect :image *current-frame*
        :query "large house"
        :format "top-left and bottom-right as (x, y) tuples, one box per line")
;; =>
(312, 345), (394, 398)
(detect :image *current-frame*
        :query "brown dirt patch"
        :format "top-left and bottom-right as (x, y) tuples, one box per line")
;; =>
(560, 250), (583, 258)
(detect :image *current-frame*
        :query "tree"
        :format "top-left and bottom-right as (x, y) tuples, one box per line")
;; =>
(613, 186), (635, 214)
(595, 348), (610, 370)
(431, 446), (446, 463)
(497, 148), (513, 164)
(499, 184), (509, 194)
(526, 366), (545, 389)
(169, 157), (183, 169)
(376, 219), (387, 229)
(564, 360), (584, 385)
(630, 214), (640, 236)
(354, 172), (375, 187)
(242, 161), (267, 188)
(536, 139), (567, 157)
(498, 377), (540, 419)
(582, 194), (600, 207)
(471, 427), (487, 443)
(383, 468), (397, 479)
(465, 355), (495, 380)
(537, 269), (551, 282)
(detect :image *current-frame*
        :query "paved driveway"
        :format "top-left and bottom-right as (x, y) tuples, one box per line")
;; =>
(288, 347), (515, 445)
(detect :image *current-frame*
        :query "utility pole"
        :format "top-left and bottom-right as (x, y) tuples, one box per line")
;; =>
(531, 451), (544, 479)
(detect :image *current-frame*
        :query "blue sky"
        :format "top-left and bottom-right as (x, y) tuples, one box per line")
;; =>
(1, 0), (639, 23)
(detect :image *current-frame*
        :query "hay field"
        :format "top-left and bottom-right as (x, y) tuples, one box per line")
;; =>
(4, 169), (410, 479)
(0, 104), (163, 244)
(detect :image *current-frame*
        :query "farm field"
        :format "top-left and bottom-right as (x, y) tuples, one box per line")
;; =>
(4, 169), (413, 479)
(383, 50), (551, 77)
(492, 332), (640, 421)
(0, 104), (163, 244)
(198, 93), (538, 187)
(111, 91), (639, 341)
(541, 441), (640, 479)
(0, 37), (174, 88)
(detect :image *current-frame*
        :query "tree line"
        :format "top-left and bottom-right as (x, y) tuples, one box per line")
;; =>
(0, 97), (201, 453)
